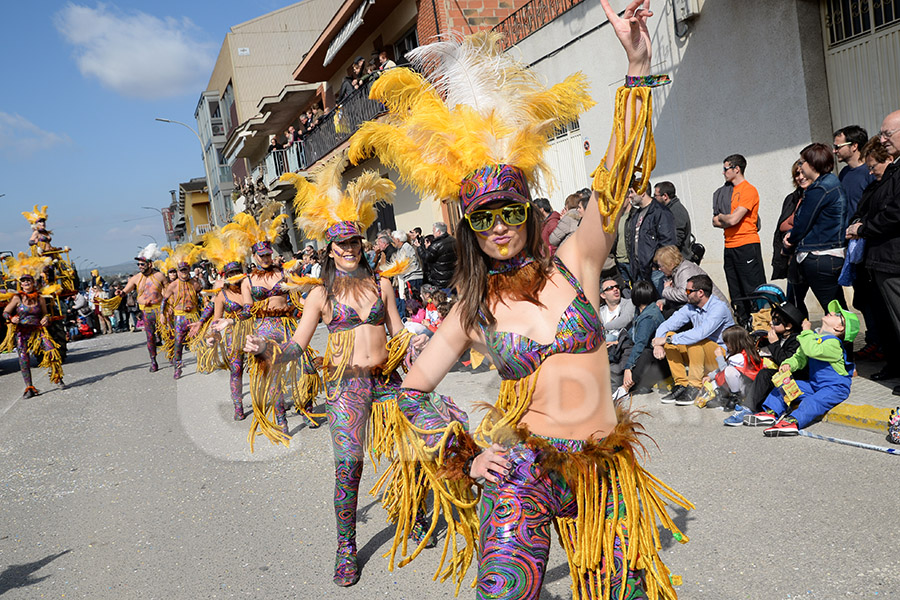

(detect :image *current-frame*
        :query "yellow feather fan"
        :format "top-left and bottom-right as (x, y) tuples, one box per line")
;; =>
(281, 151), (395, 242)
(220, 205), (290, 251)
(21, 204), (49, 225)
(348, 32), (595, 204)
(378, 256), (412, 280)
(7, 253), (52, 279)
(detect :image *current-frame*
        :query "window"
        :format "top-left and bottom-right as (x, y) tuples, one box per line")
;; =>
(825, 0), (900, 46)
(393, 26), (418, 65)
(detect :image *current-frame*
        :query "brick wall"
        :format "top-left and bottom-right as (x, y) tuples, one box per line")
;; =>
(417, 0), (526, 40)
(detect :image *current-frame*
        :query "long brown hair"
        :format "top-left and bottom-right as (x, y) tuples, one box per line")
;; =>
(452, 203), (552, 334)
(722, 325), (760, 363)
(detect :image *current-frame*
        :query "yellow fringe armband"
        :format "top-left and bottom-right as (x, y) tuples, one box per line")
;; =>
(246, 347), (292, 452)
(473, 369), (539, 448)
(591, 86), (656, 233)
(373, 396), (480, 594)
(383, 328), (413, 375)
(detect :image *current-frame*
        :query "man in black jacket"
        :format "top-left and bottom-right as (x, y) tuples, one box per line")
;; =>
(847, 110), (900, 393)
(624, 182), (676, 292)
(422, 221), (457, 291)
(653, 182), (693, 260)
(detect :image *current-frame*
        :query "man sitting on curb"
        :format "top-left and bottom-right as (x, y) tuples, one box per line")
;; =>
(746, 300), (859, 437)
(652, 274), (735, 405)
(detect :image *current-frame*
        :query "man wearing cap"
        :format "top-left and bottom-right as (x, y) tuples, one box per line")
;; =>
(160, 262), (203, 379)
(749, 300), (859, 436)
(120, 249), (167, 371)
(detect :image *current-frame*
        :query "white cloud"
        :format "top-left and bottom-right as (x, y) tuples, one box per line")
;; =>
(0, 112), (72, 157)
(54, 3), (216, 99)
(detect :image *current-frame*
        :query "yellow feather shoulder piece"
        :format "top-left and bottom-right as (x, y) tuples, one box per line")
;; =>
(377, 257), (412, 280)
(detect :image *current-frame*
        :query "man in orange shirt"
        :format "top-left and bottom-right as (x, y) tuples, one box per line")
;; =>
(713, 154), (766, 324)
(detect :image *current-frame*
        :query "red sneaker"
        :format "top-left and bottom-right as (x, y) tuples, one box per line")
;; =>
(744, 411), (777, 426)
(764, 419), (799, 437)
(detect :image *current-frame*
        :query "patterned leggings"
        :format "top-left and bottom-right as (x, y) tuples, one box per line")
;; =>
(173, 314), (195, 368)
(477, 437), (646, 600)
(15, 325), (39, 388)
(141, 307), (159, 361)
(222, 330), (245, 402)
(325, 372), (400, 551)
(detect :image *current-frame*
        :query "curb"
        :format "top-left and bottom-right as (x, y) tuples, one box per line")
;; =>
(823, 403), (892, 433)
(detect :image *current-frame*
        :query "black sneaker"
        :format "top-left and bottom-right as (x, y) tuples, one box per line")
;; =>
(661, 385), (685, 404)
(675, 386), (699, 406)
(704, 395), (726, 409)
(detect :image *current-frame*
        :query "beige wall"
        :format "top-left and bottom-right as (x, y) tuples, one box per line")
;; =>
(206, 0), (337, 123)
(511, 0), (830, 299)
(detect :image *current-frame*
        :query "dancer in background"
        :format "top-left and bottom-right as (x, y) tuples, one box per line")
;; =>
(245, 156), (425, 586)
(189, 230), (253, 420)
(222, 207), (321, 448)
(120, 244), (167, 371)
(159, 244), (203, 380)
(1, 254), (64, 397)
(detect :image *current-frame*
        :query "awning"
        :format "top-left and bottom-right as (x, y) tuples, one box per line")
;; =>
(323, 0), (374, 67)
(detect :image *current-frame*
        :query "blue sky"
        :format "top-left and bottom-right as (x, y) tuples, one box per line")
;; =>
(0, 1), (289, 271)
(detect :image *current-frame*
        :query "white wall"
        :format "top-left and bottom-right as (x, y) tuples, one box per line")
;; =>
(510, 0), (830, 296)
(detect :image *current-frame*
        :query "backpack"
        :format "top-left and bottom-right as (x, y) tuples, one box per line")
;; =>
(888, 407), (900, 445)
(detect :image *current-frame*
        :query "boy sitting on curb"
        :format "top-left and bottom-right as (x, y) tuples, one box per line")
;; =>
(746, 300), (859, 437)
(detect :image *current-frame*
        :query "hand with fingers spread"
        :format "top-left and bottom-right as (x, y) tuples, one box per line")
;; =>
(599, 0), (654, 74)
(470, 443), (510, 483)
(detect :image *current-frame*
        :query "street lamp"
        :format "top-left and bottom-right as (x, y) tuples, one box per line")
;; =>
(155, 117), (220, 226)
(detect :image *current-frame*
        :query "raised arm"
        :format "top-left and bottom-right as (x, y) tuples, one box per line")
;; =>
(120, 274), (139, 296)
(563, 0), (655, 278)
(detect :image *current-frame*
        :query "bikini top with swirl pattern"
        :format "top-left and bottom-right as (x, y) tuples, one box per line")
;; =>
(477, 256), (604, 380)
(326, 274), (386, 333)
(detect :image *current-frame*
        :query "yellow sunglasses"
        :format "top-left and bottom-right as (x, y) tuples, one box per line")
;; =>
(465, 203), (529, 232)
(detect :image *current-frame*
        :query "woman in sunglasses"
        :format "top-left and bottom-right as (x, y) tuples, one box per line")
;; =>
(349, 3), (692, 598)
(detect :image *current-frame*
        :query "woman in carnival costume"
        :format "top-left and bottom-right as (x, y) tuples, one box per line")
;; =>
(348, 3), (692, 599)
(23, 205), (67, 255)
(222, 206), (321, 447)
(244, 155), (426, 586)
(159, 243), (204, 379)
(188, 229), (253, 420)
(1, 253), (65, 397)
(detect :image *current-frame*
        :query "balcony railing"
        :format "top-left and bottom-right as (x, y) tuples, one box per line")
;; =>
(263, 145), (305, 188)
(301, 77), (385, 169)
(493, 0), (585, 50)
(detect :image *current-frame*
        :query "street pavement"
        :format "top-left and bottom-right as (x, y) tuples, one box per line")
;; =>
(1, 330), (899, 599)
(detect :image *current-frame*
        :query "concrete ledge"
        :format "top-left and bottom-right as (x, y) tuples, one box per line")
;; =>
(823, 403), (892, 433)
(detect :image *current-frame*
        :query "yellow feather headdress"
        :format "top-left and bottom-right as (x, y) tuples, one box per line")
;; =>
(348, 32), (595, 211)
(167, 243), (203, 269)
(281, 151), (395, 243)
(7, 252), (52, 280)
(220, 205), (290, 255)
(21, 205), (49, 225)
(201, 228), (247, 274)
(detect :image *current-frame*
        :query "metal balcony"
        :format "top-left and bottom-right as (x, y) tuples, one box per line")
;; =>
(301, 77), (385, 169)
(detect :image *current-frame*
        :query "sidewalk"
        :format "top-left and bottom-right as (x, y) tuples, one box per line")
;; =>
(827, 358), (898, 433)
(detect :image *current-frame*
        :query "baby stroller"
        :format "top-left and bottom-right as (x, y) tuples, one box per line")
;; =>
(731, 283), (786, 334)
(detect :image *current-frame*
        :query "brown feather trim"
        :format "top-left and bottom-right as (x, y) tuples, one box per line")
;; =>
(437, 430), (479, 481)
(486, 260), (549, 310)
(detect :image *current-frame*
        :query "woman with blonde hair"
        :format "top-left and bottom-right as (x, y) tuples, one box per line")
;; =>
(655, 245), (728, 310)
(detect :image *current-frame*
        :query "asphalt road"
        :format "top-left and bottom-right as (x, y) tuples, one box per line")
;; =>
(1, 331), (898, 599)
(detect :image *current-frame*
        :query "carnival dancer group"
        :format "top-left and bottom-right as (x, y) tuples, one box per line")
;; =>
(5, 2), (697, 597)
